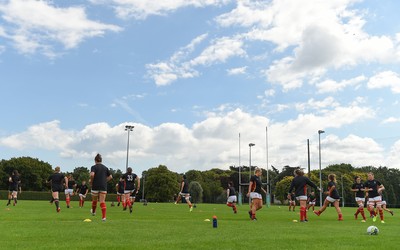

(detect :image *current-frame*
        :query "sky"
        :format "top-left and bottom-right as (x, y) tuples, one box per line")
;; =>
(1, 0), (400, 176)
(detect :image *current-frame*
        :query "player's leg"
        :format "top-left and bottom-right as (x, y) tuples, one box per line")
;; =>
(91, 191), (99, 215)
(7, 191), (12, 206)
(12, 190), (18, 205)
(376, 201), (384, 222)
(99, 192), (107, 221)
(53, 191), (60, 212)
(299, 200), (307, 221)
(314, 199), (330, 216)
(185, 194), (193, 211)
(65, 192), (70, 208)
(333, 200), (343, 220)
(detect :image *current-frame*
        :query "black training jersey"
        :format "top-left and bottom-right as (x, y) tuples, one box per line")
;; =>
(77, 184), (89, 195)
(182, 179), (189, 193)
(90, 163), (111, 191)
(9, 175), (20, 191)
(352, 182), (365, 198)
(328, 181), (340, 199)
(364, 179), (382, 198)
(122, 173), (137, 191)
(48, 173), (65, 186)
(288, 175), (318, 197)
(68, 180), (76, 189)
(250, 175), (262, 194)
(228, 186), (236, 197)
(308, 194), (316, 202)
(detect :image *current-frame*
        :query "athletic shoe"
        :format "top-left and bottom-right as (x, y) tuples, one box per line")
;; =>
(117, 203), (120, 207)
(129, 207), (133, 214)
(90, 209), (96, 216)
(102, 218), (106, 222)
(252, 217), (257, 221)
(67, 205), (70, 208)
(57, 207), (61, 213)
(361, 220), (366, 223)
(389, 211), (394, 216)
(372, 216), (377, 222)
(300, 219), (308, 223)
(338, 218), (343, 221)
(313, 211), (320, 216)
(123, 207), (127, 211)
(354, 213), (358, 220)
(248, 211), (252, 219)
(190, 206), (193, 212)
(381, 220), (385, 224)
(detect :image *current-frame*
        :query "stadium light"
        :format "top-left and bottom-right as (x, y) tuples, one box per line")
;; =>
(318, 130), (325, 208)
(125, 125), (134, 172)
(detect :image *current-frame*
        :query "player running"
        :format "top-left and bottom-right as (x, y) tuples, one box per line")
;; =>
(314, 174), (343, 221)
(90, 153), (113, 221)
(247, 168), (267, 221)
(121, 167), (140, 214)
(116, 179), (125, 207)
(364, 172), (385, 223)
(226, 181), (237, 214)
(76, 180), (89, 208)
(378, 191), (393, 217)
(175, 175), (193, 212)
(64, 174), (76, 208)
(307, 191), (316, 211)
(288, 169), (320, 222)
(350, 176), (367, 222)
(7, 170), (21, 206)
(47, 166), (68, 213)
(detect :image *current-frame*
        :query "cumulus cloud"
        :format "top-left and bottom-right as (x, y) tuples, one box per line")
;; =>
(367, 71), (400, 93)
(0, 0), (121, 56)
(227, 66), (247, 75)
(316, 75), (366, 93)
(1, 101), (389, 174)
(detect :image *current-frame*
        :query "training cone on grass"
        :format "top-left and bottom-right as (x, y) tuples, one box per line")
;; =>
(83, 219), (92, 222)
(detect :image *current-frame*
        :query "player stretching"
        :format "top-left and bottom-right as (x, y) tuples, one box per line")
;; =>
(76, 180), (89, 208)
(364, 172), (385, 223)
(64, 174), (76, 208)
(288, 192), (296, 212)
(121, 167), (140, 214)
(351, 176), (366, 222)
(47, 166), (68, 213)
(226, 181), (237, 213)
(7, 170), (21, 206)
(314, 174), (343, 221)
(307, 191), (316, 211)
(116, 179), (125, 207)
(288, 169), (319, 222)
(90, 153), (113, 221)
(175, 175), (193, 212)
(247, 168), (267, 221)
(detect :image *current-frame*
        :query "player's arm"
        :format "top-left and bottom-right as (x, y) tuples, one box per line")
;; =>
(90, 172), (95, 184)
(106, 174), (113, 182)
(247, 181), (253, 197)
(135, 176), (140, 193)
(64, 176), (69, 189)
(378, 184), (385, 193)
(227, 188), (230, 198)
(328, 184), (336, 196)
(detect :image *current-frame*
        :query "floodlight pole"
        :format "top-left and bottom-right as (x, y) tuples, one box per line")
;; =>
(318, 130), (325, 208)
(249, 143), (255, 205)
(125, 125), (134, 172)
(266, 126), (270, 207)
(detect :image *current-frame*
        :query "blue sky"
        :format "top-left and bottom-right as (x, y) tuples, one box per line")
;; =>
(1, 0), (400, 176)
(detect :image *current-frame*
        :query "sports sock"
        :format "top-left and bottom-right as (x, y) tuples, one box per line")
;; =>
(55, 199), (59, 209)
(66, 197), (70, 206)
(360, 208), (366, 220)
(100, 202), (106, 219)
(227, 203), (233, 207)
(338, 213), (343, 220)
(379, 209), (384, 220)
(92, 200), (98, 213)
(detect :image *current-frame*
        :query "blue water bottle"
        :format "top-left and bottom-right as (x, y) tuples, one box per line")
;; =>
(212, 216), (218, 228)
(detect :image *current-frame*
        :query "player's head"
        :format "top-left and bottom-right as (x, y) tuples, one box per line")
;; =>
(95, 153), (102, 163)
(367, 172), (374, 180)
(294, 169), (304, 176)
(354, 176), (361, 183)
(127, 167), (132, 174)
(12, 170), (19, 176)
(311, 191), (315, 195)
(328, 173), (336, 182)
(55, 166), (60, 172)
(182, 174), (187, 180)
(228, 181), (233, 187)
(82, 180), (86, 185)
(254, 167), (262, 176)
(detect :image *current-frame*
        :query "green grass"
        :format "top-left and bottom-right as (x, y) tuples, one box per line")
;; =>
(0, 200), (397, 249)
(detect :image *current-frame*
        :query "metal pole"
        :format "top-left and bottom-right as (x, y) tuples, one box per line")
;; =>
(318, 130), (325, 208)
(307, 139), (310, 177)
(249, 143), (255, 205)
(266, 126), (270, 207)
(125, 125), (134, 172)
(238, 133), (242, 205)
(142, 174), (145, 201)
(341, 175), (344, 207)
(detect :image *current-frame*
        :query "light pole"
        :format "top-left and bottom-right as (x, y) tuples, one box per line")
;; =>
(125, 125), (134, 172)
(249, 143), (255, 204)
(142, 174), (145, 202)
(318, 130), (325, 207)
(266, 126), (270, 207)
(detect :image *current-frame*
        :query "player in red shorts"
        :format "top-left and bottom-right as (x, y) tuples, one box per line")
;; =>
(314, 174), (343, 221)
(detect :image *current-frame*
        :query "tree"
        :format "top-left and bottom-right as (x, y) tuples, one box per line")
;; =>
(189, 181), (203, 203)
(72, 167), (90, 184)
(275, 176), (293, 204)
(145, 165), (179, 202)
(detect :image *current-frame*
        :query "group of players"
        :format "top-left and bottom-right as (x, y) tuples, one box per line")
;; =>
(6, 157), (394, 223)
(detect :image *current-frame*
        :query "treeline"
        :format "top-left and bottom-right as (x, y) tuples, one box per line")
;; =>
(1, 157), (400, 207)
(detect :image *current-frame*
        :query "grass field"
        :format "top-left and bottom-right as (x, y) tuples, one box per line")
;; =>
(0, 200), (397, 249)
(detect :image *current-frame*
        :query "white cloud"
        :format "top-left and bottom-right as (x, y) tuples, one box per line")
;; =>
(90, 0), (231, 20)
(316, 75), (366, 93)
(227, 66), (247, 75)
(381, 117), (400, 124)
(0, 0), (122, 55)
(147, 35), (246, 85)
(295, 97), (340, 112)
(367, 71), (400, 93)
